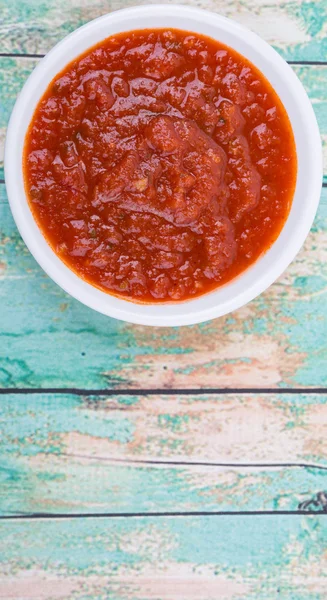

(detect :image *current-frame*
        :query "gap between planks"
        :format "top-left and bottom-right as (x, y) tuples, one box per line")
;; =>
(57, 452), (327, 472)
(0, 52), (327, 65)
(1, 511), (326, 520)
(1, 387), (327, 395)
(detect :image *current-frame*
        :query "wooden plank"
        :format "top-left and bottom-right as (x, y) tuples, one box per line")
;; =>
(0, 184), (326, 390)
(1, 58), (327, 181)
(1, 392), (327, 515)
(1, 515), (327, 598)
(1, 0), (327, 62)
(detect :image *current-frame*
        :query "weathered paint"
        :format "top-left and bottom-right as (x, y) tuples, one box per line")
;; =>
(1, 185), (327, 389)
(1, 516), (327, 599)
(1, 392), (327, 515)
(1, 0), (327, 62)
(1, 0), (327, 591)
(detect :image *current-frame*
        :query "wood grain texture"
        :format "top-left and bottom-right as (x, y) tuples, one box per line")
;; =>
(1, 392), (327, 515)
(1, 515), (327, 599)
(1, 0), (327, 595)
(1, 0), (327, 61)
(1, 184), (327, 389)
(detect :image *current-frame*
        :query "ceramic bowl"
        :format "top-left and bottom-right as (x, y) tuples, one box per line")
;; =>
(5, 5), (322, 326)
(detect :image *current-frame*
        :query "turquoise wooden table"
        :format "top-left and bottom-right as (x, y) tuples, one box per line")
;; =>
(1, 0), (327, 597)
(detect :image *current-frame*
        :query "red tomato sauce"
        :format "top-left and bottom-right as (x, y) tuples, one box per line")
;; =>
(24, 29), (297, 302)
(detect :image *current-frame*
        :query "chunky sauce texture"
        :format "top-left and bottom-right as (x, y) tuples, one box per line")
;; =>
(24, 29), (297, 302)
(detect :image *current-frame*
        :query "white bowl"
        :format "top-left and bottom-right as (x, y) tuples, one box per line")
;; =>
(5, 4), (322, 327)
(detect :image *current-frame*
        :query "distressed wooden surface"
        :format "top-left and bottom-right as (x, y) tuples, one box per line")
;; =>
(1, 0), (327, 596)
(1, 0), (327, 61)
(1, 392), (327, 515)
(1, 185), (327, 389)
(1, 516), (327, 599)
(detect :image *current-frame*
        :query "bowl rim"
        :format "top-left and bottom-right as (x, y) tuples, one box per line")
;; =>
(4, 4), (323, 326)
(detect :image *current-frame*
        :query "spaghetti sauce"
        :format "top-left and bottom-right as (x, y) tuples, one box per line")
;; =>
(24, 29), (297, 302)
